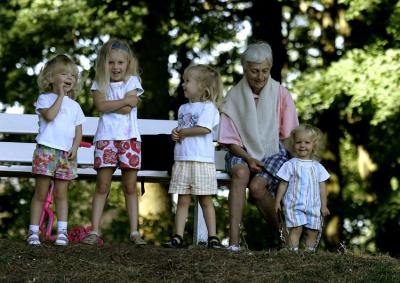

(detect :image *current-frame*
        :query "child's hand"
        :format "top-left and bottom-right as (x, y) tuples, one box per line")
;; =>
(53, 81), (66, 96)
(124, 93), (138, 107)
(171, 127), (181, 143)
(68, 148), (78, 160)
(321, 206), (330, 217)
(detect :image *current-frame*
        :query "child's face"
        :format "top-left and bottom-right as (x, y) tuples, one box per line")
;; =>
(183, 70), (202, 102)
(108, 49), (129, 82)
(293, 131), (314, 160)
(50, 66), (76, 94)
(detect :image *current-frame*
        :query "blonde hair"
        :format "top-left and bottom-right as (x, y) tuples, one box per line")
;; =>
(94, 38), (139, 95)
(288, 124), (325, 160)
(183, 64), (223, 108)
(37, 54), (81, 99)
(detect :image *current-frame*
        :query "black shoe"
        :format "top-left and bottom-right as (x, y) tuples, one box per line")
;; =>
(162, 234), (184, 249)
(207, 236), (225, 249)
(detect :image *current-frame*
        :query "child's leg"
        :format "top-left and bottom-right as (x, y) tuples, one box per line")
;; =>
(53, 179), (70, 245)
(121, 169), (139, 233)
(288, 226), (303, 250)
(91, 167), (114, 234)
(304, 228), (319, 251)
(53, 179), (69, 222)
(198, 195), (225, 249)
(175, 194), (191, 236)
(30, 175), (52, 225)
(161, 194), (190, 249)
(27, 175), (51, 245)
(198, 195), (216, 237)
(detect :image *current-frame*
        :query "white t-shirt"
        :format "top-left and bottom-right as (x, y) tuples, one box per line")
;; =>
(35, 93), (86, 151)
(174, 101), (219, 163)
(91, 76), (144, 142)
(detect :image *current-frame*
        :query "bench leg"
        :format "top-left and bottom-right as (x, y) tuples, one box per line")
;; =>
(193, 197), (208, 245)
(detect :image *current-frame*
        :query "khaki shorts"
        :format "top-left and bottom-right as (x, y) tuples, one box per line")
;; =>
(168, 161), (218, 195)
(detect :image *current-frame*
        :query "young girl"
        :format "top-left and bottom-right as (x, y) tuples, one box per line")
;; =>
(274, 124), (330, 252)
(82, 38), (146, 246)
(162, 64), (225, 249)
(27, 54), (86, 246)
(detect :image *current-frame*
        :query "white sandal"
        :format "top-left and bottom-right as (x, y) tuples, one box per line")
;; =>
(27, 230), (41, 246)
(55, 231), (69, 246)
(130, 231), (147, 245)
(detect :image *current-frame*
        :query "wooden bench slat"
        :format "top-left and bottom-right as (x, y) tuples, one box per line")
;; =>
(0, 113), (177, 136)
(0, 165), (230, 183)
(0, 141), (228, 171)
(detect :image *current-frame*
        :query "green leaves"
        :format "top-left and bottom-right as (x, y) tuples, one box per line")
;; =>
(294, 46), (400, 126)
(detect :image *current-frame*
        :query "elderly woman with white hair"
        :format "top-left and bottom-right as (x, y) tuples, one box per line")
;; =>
(218, 41), (299, 251)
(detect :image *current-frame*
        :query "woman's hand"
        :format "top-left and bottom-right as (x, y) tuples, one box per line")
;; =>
(247, 157), (264, 173)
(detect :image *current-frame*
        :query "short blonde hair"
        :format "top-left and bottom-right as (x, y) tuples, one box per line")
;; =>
(37, 54), (81, 99)
(288, 124), (325, 160)
(183, 64), (223, 108)
(94, 38), (139, 95)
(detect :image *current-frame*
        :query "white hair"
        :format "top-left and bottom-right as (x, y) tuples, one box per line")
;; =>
(241, 41), (273, 70)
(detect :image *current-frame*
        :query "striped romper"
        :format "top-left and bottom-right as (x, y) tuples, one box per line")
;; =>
(276, 158), (330, 230)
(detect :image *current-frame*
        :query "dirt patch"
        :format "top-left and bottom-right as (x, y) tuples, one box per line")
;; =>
(0, 239), (399, 282)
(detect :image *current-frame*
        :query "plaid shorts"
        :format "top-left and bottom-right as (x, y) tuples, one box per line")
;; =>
(169, 161), (218, 195)
(32, 144), (77, 180)
(225, 143), (289, 196)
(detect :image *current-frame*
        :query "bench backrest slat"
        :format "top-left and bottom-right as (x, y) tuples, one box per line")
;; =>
(0, 113), (228, 171)
(0, 113), (177, 136)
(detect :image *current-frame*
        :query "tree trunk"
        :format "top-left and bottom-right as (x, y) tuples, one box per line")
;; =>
(248, 0), (285, 82)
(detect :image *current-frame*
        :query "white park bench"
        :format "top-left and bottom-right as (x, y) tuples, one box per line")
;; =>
(0, 113), (230, 245)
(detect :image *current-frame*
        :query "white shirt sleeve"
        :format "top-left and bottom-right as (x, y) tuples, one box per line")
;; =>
(276, 160), (293, 181)
(196, 103), (219, 131)
(74, 104), (86, 126)
(318, 163), (330, 182)
(35, 94), (52, 113)
(126, 76), (144, 96)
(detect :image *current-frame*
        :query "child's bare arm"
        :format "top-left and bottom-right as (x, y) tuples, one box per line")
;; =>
(114, 90), (140, 114)
(39, 82), (65, 121)
(178, 126), (210, 139)
(68, 124), (83, 160)
(114, 106), (133, 114)
(275, 181), (288, 214)
(93, 90), (138, 113)
(319, 181), (330, 217)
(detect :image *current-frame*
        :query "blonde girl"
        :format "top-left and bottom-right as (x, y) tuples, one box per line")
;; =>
(274, 124), (330, 252)
(162, 64), (225, 249)
(82, 38), (145, 245)
(28, 54), (85, 246)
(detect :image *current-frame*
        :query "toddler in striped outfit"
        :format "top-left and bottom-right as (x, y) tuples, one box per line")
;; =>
(274, 124), (330, 252)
